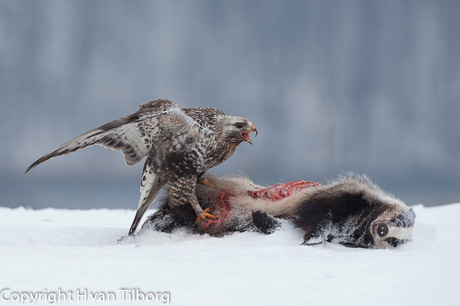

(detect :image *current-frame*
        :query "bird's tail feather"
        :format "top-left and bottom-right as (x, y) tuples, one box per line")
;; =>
(128, 163), (164, 235)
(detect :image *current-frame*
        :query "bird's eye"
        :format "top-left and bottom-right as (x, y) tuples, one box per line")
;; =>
(376, 224), (389, 237)
(234, 123), (244, 129)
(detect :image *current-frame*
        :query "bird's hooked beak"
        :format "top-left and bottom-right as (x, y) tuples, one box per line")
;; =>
(240, 124), (258, 145)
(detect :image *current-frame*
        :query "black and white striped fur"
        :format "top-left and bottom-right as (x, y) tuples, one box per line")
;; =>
(141, 173), (415, 248)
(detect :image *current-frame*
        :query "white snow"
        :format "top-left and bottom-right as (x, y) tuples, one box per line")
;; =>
(0, 204), (459, 306)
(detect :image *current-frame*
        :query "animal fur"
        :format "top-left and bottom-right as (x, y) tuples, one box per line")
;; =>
(141, 172), (416, 248)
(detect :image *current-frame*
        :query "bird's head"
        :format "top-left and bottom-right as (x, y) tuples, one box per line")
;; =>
(218, 116), (258, 145)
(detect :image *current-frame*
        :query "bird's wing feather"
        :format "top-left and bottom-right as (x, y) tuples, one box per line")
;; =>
(182, 107), (225, 130)
(25, 99), (180, 173)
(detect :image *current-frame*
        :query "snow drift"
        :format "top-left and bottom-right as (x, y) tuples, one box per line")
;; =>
(0, 204), (458, 306)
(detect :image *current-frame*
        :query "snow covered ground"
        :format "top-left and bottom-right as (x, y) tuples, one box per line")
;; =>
(0, 204), (459, 306)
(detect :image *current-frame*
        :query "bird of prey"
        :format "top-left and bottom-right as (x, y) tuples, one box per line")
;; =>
(25, 99), (257, 235)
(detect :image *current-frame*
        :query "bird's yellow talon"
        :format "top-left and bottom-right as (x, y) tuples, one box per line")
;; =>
(195, 208), (218, 222)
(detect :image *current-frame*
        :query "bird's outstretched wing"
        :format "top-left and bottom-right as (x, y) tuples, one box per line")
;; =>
(25, 99), (180, 173)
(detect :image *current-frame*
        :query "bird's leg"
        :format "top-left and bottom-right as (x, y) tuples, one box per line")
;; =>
(187, 188), (217, 223)
(169, 177), (218, 223)
(189, 194), (217, 223)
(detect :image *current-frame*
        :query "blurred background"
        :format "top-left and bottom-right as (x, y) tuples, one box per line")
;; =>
(1, 0), (459, 209)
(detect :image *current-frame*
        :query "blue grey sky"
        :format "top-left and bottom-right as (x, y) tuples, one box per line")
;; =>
(2, 0), (459, 208)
